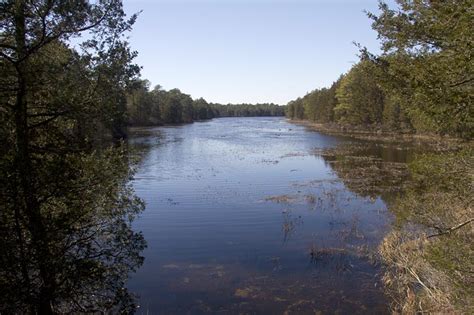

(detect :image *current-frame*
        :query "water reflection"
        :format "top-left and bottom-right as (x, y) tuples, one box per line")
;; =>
(0, 149), (146, 313)
(127, 117), (415, 314)
(316, 141), (413, 207)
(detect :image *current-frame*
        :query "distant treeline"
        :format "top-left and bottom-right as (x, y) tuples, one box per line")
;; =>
(287, 1), (472, 139)
(126, 80), (285, 126)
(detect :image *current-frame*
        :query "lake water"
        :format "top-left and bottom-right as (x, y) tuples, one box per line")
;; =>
(127, 117), (406, 314)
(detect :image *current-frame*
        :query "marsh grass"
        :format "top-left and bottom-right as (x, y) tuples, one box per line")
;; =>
(379, 148), (473, 313)
(293, 120), (465, 151)
(314, 141), (473, 313)
(264, 195), (299, 204)
(265, 140), (472, 312)
(281, 211), (303, 242)
(314, 143), (411, 199)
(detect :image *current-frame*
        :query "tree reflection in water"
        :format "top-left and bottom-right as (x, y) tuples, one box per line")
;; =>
(0, 149), (146, 314)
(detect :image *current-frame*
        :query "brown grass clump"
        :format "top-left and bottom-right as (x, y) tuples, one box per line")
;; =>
(264, 195), (298, 204)
(379, 148), (474, 313)
(380, 231), (457, 313)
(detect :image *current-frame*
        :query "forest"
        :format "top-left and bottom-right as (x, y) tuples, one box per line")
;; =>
(0, 1), (283, 312)
(286, 1), (472, 139)
(285, 1), (472, 313)
(0, 0), (472, 314)
(0, 1), (146, 313)
(126, 80), (285, 126)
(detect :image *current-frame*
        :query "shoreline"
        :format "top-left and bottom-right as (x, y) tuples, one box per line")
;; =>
(289, 118), (473, 312)
(288, 119), (471, 149)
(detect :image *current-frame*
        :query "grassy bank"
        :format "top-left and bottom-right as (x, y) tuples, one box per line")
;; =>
(289, 119), (466, 148)
(380, 148), (473, 313)
(301, 120), (473, 313)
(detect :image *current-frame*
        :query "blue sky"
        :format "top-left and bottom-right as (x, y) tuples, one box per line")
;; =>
(123, 0), (390, 104)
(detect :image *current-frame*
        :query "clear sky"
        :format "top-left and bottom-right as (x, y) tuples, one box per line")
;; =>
(123, 0), (390, 105)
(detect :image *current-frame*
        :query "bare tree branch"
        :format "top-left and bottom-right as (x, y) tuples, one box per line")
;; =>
(428, 218), (473, 238)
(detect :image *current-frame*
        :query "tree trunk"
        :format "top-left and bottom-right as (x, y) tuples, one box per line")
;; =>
(13, 1), (54, 313)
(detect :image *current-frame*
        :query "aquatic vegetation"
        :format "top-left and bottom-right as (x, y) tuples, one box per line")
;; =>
(380, 148), (474, 313)
(264, 195), (298, 204)
(126, 118), (402, 312)
(315, 143), (411, 199)
(279, 152), (308, 159)
(261, 159), (280, 164)
(234, 287), (259, 299)
(281, 212), (303, 242)
(313, 140), (473, 313)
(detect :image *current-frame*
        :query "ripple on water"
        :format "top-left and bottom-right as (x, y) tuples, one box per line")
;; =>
(127, 117), (403, 314)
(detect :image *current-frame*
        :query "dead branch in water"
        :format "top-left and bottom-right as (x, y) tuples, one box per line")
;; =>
(427, 217), (473, 239)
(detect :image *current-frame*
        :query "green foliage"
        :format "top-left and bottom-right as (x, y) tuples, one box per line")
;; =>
(409, 149), (473, 197)
(127, 80), (156, 125)
(286, 98), (305, 120)
(385, 148), (474, 312)
(335, 60), (385, 125)
(126, 84), (286, 126)
(0, 0), (145, 312)
(307, 79), (340, 123)
(287, 0), (472, 139)
(193, 98), (214, 120)
(369, 0), (473, 137)
(211, 102), (285, 117)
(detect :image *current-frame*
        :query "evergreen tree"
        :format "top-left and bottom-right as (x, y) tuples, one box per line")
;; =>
(368, 0), (473, 137)
(334, 60), (385, 125)
(0, 1), (145, 312)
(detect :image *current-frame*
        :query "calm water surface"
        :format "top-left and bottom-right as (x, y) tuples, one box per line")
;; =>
(128, 117), (402, 314)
